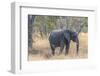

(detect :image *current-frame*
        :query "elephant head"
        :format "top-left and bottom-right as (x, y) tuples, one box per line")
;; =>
(70, 31), (79, 54)
(63, 30), (79, 54)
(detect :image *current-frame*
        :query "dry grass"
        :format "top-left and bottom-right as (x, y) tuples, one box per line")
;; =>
(28, 32), (88, 61)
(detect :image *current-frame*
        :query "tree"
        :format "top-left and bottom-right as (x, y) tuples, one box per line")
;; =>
(28, 15), (35, 52)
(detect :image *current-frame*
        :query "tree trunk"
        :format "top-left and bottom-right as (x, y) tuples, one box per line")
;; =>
(28, 15), (35, 52)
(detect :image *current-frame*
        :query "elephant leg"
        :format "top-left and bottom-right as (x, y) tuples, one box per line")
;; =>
(59, 41), (64, 55)
(59, 46), (64, 55)
(65, 44), (70, 55)
(50, 45), (55, 55)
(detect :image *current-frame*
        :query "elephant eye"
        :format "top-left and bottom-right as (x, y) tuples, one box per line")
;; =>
(74, 35), (77, 38)
(72, 35), (77, 39)
(74, 35), (76, 37)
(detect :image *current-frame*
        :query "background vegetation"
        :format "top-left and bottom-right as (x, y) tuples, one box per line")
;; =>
(28, 15), (88, 60)
(30, 15), (87, 38)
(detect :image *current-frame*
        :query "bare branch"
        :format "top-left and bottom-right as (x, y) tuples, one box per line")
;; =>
(77, 22), (85, 35)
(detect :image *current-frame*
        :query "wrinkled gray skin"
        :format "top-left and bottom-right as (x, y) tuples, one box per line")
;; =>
(49, 29), (79, 55)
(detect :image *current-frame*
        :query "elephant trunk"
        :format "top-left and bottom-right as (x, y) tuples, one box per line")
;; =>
(76, 38), (79, 54)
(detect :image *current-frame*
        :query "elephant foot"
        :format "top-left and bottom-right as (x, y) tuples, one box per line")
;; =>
(58, 51), (62, 55)
(76, 52), (79, 56)
(65, 53), (68, 56)
(65, 52), (68, 55)
(52, 51), (55, 56)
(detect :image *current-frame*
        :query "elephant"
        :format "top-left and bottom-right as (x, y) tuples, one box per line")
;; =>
(49, 29), (79, 55)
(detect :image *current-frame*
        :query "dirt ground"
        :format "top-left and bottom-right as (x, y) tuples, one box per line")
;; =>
(28, 33), (88, 61)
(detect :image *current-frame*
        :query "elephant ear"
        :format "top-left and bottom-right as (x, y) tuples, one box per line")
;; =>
(70, 31), (79, 42)
(63, 30), (71, 43)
